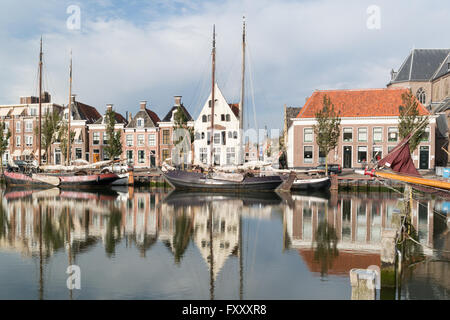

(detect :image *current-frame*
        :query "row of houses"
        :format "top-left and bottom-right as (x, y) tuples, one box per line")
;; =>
(285, 48), (450, 170)
(0, 84), (246, 168)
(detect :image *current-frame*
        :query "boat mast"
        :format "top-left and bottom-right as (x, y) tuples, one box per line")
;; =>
(209, 25), (216, 168)
(67, 51), (72, 166)
(38, 37), (43, 166)
(239, 17), (246, 165)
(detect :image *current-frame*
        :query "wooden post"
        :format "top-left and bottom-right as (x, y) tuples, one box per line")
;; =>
(330, 174), (338, 191)
(350, 269), (376, 300)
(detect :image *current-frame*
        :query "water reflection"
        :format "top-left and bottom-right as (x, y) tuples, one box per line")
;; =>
(0, 187), (447, 300)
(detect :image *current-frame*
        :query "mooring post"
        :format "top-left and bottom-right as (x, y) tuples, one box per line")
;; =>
(349, 269), (376, 300)
(380, 228), (397, 299)
(330, 174), (338, 191)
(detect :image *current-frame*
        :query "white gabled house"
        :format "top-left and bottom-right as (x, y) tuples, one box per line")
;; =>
(194, 83), (241, 166)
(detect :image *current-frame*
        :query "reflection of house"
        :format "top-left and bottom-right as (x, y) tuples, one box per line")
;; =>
(288, 88), (436, 169)
(284, 193), (437, 276)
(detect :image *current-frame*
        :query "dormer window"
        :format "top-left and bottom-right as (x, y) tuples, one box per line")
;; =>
(137, 118), (144, 127)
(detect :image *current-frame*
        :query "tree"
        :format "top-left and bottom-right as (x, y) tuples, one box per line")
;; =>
(35, 110), (61, 165)
(0, 122), (11, 172)
(58, 121), (75, 165)
(103, 108), (123, 161)
(313, 95), (341, 175)
(398, 89), (429, 153)
(173, 105), (193, 167)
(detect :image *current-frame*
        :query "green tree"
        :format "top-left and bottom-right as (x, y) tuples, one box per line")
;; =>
(173, 106), (193, 167)
(35, 110), (61, 165)
(103, 108), (123, 160)
(0, 122), (11, 172)
(58, 121), (75, 165)
(313, 95), (341, 175)
(398, 89), (429, 153)
(313, 221), (339, 278)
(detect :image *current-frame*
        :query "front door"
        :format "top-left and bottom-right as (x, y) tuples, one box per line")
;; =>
(150, 151), (156, 167)
(343, 146), (352, 169)
(55, 149), (61, 165)
(419, 146), (429, 169)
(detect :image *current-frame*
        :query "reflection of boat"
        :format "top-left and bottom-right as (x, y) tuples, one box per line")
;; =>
(163, 190), (282, 206)
(3, 186), (119, 201)
(291, 176), (331, 191)
(163, 170), (283, 192)
(4, 170), (120, 188)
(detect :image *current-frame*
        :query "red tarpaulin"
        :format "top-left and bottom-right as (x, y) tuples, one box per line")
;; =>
(377, 133), (421, 177)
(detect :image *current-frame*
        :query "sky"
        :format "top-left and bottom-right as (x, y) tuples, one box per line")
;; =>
(0, 0), (449, 131)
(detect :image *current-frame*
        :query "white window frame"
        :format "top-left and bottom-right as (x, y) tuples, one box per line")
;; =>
(358, 127), (368, 142)
(373, 127), (383, 143)
(304, 145), (313, 164)
(303, 128), (313, 143)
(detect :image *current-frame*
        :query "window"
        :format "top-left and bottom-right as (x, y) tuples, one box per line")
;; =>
(304, 128), (313, 142)
(388, 127), (398, 142)
(357, 146), (367, 163)
(16, 136), (20, 147)
(138, 150), (145, 163)
(221, 131), (226, 145)
(226, 114), (230, 122)
(420, 127), (430, 142)
(126, 134), (133, 146)
(200, 148), (208, 164)
(202, 115), (207, 122)
(103, 149), (110, 161)
(137, 134), (145, 146)
(16, 121), (21, 133)
(214, 133), (220, 145)
(318, 148), (326, 164)
(372, 146), (382, 162)
(3, 122), (9, 133)
(93, 132), (100, 145)
(162, 149), (170, 162)
(416, 88), (426, 104)
(373, 127), (382, 142)
(25, 136), (33, 146)
(127, 150), (133, 163)
(228, 131), (232, 139)
(388, 146), (395, 154)
(221, 114), (225, 121)
(25, 121), (33, 132)
(148, 134), (156, 146)
(137, 118), (144, 127)
(207, 132), (211, 145)
(75, 148), (82, 159)
(30, 108), (37, 116)
(358, 128), (367, 142)
(103, 133), (108, 145)
(226, 147), (235, 165)
(213, 148), (221, 165)
(343, 128), (352, 142)
(162, 130), (170, 145)
(304, 146), (313, 163)
(201, 132), (205, 139)
(233, 131), (238, 139)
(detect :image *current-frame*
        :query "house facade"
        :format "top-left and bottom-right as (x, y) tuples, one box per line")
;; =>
(124, 101), (161, 168)
(158, 96), (194, 166)
(87, 104), (127, 163)
(193, 83), (241, 166)
(288, 88), (436, 170)
(0, 92), (64, 164)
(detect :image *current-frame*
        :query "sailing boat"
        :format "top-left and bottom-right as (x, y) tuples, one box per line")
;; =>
(163, 22), (283, 192)
(4, 40), (120, 188)
(357, 132), (450, 192)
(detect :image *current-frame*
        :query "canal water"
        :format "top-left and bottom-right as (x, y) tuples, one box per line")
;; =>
(0, 186), (448, 300)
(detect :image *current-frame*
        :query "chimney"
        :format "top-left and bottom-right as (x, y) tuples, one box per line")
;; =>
(128, 112), (132, 123)
(106, 104), (113, 112)
(71, 94), (77, 103)
(174, 96), (182, 106)
(140, 100), (147, 110)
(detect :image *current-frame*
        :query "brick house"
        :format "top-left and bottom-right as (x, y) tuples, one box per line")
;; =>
(287, 88), (436, 170)
(158, 96), (194, 166)
(124, 101), (161, 168)
(0, 92), (64, 164)
(87, 104), (127, 163)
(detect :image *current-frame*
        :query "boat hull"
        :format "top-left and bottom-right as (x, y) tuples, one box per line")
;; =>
(290, 177), (331, 191)
(163, 170), (283, 192)
(3, 171), (119, 188)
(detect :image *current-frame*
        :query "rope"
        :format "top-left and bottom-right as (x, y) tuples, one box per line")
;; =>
(405, 233), (450, 254)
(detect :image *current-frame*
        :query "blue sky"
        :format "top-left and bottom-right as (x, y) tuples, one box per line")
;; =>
(1, 0), (450, 131)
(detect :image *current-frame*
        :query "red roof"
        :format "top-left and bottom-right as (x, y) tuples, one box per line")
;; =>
(145, 109), (160, 125)
(297, 88), (430, 118)
(229, 103), (240, 118)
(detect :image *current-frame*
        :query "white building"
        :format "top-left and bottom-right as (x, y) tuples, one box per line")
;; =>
(194, 83), (241, 166)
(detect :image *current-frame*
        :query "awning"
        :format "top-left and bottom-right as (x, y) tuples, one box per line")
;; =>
(0, 108), (11, 117)
(11, 107), (26, 116)
(74, 128), (82, 141)
(22, 149), (32, 156)
(12, 150), (21, 157)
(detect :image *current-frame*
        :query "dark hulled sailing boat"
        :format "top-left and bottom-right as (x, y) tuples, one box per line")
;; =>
(163, 21), (283, 192)
(4, 40), (119, 188)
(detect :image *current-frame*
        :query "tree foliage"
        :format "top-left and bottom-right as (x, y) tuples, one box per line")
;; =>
(58, 121), (75, 164)
(0, 122), (11, 171)
(103, 108), (123, 160)
(398, 89), (429, 153)
(173, 106), (193, 166)
(313, 95), (341, 175)
(34, 110), (61, 164)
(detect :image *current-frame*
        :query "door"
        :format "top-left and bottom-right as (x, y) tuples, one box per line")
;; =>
(150, 151), (156, 167)
(343, 146), (352, 169)
(419, 146), (429, 169)
(55, 149), (61, 165)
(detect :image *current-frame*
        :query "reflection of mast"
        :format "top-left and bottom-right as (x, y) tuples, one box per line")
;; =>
(66, 206), (73, 300)
(209, 25), (216, 168)
(209, 203), (214, 300)
(239, 214), (243, 300)
(38, 205), (43, 300)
